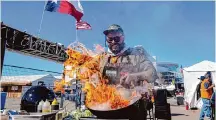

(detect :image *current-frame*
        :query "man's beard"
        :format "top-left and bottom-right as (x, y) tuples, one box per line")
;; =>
(108, 43), (125, 55)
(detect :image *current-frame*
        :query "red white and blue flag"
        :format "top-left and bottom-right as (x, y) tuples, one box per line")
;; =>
(76, 20), (92, 30)
(45, 0), (84, 22)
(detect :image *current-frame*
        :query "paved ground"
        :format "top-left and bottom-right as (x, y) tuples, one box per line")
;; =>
(167, 97), (197, 120)
(170, 105), (201, 120)
(4, 97), (76, 112)
(3, 97), (210, 120)
(167, 97), (211, 120)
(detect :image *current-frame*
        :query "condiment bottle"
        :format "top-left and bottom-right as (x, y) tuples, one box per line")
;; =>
(37, 100), (44, 112)
(51, 98), (59, 110)
(42, 99), (51, 113)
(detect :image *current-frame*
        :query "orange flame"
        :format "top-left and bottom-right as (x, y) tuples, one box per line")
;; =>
(62, 44), (132, 110)
(54, 79), (66, 94)
(83, 81), (130, 109)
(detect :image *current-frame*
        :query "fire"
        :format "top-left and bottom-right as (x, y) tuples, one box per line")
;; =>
(53, 80), (64, 93)
(53, 78), (70, 94)
(83, 81), (130, 109)
(62, 42), (133, 110)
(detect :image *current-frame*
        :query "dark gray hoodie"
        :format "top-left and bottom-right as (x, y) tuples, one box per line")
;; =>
(99, 46), (158, 86)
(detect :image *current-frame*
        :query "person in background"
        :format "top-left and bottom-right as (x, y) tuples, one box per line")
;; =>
(172, 79), (175, 85)
(199, 74), (215, 120)
(197, 76), (206, 99)
(205, 72), (215, 94)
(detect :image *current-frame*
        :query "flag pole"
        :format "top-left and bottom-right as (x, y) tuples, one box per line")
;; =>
(76, 27), (78, 42)
(74, 20), (79, 109)
(38, 1), (47, 37)
(75, 21), (78, 42)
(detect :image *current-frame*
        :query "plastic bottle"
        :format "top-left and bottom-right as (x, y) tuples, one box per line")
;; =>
(51, 98), (59, 110)
(37, 100), (44, 112)
(42, 99), (51, 113)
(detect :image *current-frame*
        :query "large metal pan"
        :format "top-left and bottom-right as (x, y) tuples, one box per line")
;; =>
(87, 96), (141, 119)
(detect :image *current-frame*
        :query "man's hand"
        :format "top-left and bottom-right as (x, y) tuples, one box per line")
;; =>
(119, 73), (137, 88)
(208, 84), (215, 90)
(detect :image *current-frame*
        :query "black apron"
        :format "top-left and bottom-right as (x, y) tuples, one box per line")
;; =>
(102, 55), (133, 85)
(102, 55), (147, 120)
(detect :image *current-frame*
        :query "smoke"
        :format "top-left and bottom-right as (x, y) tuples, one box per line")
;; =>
(117, 87), (132, 100)
(155, 73), (165, 85)
(94, 44), (105, 53)
(90, 102), (112, 111)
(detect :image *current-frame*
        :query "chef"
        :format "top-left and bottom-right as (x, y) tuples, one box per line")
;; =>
(100, 24), (158, 120)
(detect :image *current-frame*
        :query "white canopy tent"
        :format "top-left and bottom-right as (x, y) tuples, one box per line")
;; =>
(1, 74), (57, 87)
(183, 60), (216, 109)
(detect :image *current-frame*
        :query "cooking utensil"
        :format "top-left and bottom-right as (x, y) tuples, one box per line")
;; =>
(87, 96), (141, 119)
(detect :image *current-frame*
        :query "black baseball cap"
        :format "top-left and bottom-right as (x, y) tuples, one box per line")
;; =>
(103, 24), (124, 35)
(198, 76), (205, 80)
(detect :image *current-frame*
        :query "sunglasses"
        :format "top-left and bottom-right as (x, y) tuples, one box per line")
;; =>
(106, 36), (122, 43)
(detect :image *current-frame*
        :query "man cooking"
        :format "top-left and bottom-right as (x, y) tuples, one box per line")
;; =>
(100, 24), (158, 120)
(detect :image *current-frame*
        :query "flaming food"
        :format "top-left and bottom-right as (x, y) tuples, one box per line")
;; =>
(82, 81), (131, 110)
(62, 42), (137, 110)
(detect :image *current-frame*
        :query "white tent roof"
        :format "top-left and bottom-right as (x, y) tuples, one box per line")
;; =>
(184, 60), (216, 72)
(1, 74), (51, 83)
(54, 76), (62, 79)
(0, 74), (57, 86)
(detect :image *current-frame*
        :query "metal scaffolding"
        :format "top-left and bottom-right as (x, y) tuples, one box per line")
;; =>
(1, 22), (68, 64)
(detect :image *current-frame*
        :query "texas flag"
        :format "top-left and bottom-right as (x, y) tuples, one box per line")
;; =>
(45, 0), (84, 22)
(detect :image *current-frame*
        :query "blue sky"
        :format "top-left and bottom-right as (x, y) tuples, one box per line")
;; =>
(1, 1), (215, 73)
